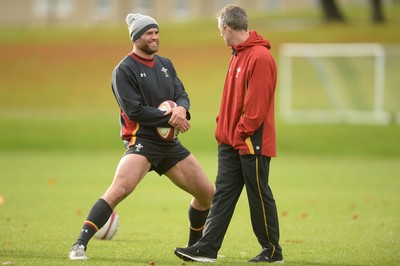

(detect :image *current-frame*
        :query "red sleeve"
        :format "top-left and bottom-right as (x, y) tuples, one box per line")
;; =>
(236, 55), (276, 139)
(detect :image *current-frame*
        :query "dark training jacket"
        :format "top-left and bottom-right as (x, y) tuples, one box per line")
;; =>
(111, 53), (190, 147)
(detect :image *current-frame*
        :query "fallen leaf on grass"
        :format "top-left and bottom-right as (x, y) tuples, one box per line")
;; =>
(285, 239), (304, 244)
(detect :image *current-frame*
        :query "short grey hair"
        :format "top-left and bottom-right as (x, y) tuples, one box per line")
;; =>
(216, 5), (248, 31)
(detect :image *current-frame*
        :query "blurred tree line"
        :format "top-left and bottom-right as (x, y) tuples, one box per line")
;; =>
(320, 0), (386, 22)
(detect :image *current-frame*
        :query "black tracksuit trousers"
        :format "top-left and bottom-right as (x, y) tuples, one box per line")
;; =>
(197, 144), (282, 258)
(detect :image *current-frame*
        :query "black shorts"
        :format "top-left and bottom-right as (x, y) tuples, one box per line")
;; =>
(124, 137), (191, 175)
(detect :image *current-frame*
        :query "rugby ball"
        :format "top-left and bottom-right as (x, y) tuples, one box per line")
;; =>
(93, 211), (119, 240)
(157, 100), (179, 141)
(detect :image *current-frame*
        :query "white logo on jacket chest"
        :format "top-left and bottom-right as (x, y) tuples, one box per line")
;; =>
(140, 73), (146, 78)
(236, 67), (241, 78)
(161, 67), (169, 77)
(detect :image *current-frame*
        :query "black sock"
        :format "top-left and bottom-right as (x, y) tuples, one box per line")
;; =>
(74, 198), (113, 248)
(188, 205), (209, 246)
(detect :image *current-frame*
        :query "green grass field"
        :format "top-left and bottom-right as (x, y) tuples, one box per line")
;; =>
(1, 4), (400, 266)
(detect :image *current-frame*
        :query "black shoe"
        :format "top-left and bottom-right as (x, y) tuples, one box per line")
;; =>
(174, 246), (217, 263)
(248, 248), (284, 264)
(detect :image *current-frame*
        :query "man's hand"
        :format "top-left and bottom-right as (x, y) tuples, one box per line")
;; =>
(164, 106), (190, 133)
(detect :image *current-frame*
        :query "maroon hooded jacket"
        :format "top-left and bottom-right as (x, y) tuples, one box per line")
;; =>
(215, 31), (277, 157)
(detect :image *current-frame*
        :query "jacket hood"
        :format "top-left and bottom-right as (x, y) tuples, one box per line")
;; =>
(231, 30), (271, 55)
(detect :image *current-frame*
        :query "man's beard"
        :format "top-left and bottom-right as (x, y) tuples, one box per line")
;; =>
(139, 40), (159, 55)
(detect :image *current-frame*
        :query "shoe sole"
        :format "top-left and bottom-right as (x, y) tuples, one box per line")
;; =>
(68, 256), (88, 260)
(68, 252), (88, 260)
(249, 259), (284, 264)
(174, 250), (216, 263)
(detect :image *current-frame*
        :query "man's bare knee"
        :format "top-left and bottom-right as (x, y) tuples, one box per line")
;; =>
(193, 186), (214, 209)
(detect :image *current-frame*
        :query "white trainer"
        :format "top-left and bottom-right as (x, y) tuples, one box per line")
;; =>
(68, 244), (88, 260)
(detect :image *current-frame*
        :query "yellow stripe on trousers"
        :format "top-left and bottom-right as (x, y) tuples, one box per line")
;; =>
(255, 156), (276, 258)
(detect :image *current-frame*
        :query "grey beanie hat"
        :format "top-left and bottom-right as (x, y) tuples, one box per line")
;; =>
(126, 13), (159, 42)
